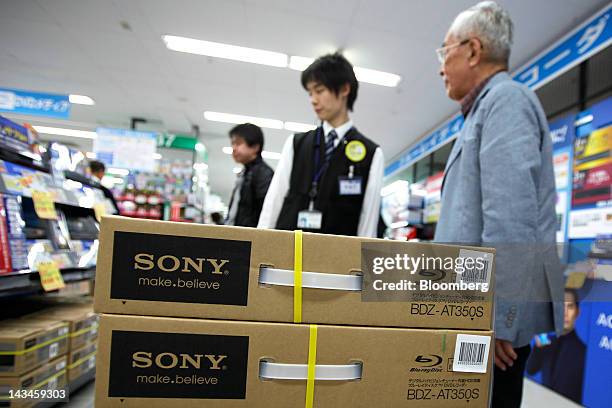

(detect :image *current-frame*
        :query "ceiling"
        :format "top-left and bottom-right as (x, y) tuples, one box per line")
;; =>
(0, 0), (607, 201)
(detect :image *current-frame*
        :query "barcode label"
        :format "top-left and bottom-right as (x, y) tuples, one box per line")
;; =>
(49, 343), (59, 359)
(456, 250), (493, 289)
(452, 334), (491, 373)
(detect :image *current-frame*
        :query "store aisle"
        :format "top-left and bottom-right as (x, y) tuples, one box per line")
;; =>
(522, 379), (582, 408)
(61, 382), (94, 408)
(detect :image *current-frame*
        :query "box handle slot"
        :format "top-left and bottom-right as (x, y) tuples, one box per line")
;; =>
(259, 360), (362, 381)
(259, 267), (362, 291)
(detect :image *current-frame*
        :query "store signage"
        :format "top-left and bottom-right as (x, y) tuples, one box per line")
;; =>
(94, 127), (158, 172)
(385, 3), (612, 177)
(109, 231), (251, 306)
(108, 330), (249, 399)
(157, 133), (198, 150)
(0, 88), (70, 119)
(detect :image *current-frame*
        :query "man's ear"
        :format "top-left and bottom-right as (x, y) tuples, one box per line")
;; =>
(339, 83), (351, 99)
(468, 38), (483, 67)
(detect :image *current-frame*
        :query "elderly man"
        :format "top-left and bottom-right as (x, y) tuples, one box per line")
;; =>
(434, 2), (563, 407)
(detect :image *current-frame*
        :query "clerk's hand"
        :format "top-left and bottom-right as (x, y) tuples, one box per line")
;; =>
(494, 339), (517, 371)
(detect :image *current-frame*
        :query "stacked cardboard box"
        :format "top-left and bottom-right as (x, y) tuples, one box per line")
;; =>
(42, 304), (99, 384)
(94, 216), (496, 407)
(0, 318), (69, 407)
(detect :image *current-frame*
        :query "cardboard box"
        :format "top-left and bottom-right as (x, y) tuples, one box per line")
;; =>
(0, 356), (67, 408)
(0, 320), (69, 377)
(95, 314), (493, 407)
(95, 216), (495, 330)
(67, 342), (96, 382)
(45, 307), (99, 351)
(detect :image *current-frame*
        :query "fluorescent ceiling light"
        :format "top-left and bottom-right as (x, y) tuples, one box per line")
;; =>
(353, 67), (401, 87)
(284, 121), (317, 132)
(107, 168), (129, 176)
(152, 153), (162, 160)
(222, 146), (233, 155)
(69, 94), (95, 105)
(163, 35), (288, 67)
(33, 125), (97, 139)
(204, 111), (283, 130)
(290, 55), (401, 87)
(85, 152), (97, 159)
(262, 151), (282, 160)
(575, 114), (594, 126)
(289, 56), (314, 71)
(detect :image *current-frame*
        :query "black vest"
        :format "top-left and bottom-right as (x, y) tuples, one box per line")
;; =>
(275, 127), (378, 236)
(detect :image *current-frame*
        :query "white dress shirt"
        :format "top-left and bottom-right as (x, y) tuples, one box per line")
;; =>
(257, 119), (384, 237)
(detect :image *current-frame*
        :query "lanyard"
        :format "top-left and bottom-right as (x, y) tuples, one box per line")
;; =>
(309, 125), (353, 200)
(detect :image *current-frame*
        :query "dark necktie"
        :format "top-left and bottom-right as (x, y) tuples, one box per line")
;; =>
(325, 130), (338, 161)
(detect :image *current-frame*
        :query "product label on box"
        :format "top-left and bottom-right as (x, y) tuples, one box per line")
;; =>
(110, 232), (251, 306)
(108, 330), (249, 399)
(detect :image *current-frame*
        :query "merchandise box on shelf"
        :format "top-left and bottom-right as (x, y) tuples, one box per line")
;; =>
(0, 320), (68, 377)
(95, 314), (494, 408)
(94, 216), (495, 331)
(67, 341), (96, 383)
(43, 306), (98, 351)
(0, 356), (67, 408)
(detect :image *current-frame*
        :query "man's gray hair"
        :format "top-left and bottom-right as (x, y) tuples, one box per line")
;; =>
(449, 1), (514, 65)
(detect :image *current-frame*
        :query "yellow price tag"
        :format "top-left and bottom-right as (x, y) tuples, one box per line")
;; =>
(565, 272), (587, 289)
(31, 191), (58, 220)
(94, 203), (107, 222)
(38, 261), (65, 292)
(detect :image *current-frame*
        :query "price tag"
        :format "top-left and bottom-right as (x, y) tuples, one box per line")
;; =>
(93, 202), (107, 222)
(38, 261), (65, 292)
(566, 271), (587, 289)
(31, 191), (57, 220)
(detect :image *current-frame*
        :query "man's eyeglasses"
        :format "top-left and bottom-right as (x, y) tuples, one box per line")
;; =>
(435, 39), (471, 64)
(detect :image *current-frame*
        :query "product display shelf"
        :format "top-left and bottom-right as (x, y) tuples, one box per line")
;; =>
(0, 266), (95, 298)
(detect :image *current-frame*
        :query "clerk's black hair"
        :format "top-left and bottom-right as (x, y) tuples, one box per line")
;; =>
(301, 52), (358, 111)
(89, 160), (106, 173)
(229, 123), (264, 154)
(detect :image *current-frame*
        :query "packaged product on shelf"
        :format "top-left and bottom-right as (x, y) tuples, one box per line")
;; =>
(0, 196), (12, 274)
(0, 320), (69, 376)
(0, 356), (67, 408)
(95, 216), (495, 330)
(24, 305), (98, 351)
(96, 314), (493, 408)
(67, 342), (97, 383)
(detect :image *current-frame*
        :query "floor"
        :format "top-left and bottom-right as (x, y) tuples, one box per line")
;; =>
(62, 378), (583, 407)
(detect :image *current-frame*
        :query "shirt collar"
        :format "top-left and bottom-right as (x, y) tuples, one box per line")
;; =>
(323, 119), (353, 141)
(460, 70), (506, 118)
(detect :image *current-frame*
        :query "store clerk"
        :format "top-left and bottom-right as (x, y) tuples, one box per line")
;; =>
(258, 53), (384, 237)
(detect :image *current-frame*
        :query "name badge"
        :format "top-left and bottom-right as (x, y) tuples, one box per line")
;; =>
(339, 176), (363, 195)
(297, 210), (323, 230)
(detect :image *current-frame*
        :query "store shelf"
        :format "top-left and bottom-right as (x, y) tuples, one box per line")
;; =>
(0, 266), (95, 299)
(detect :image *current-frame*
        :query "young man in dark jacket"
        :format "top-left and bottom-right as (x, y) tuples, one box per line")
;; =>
(225, 123), (274, 227)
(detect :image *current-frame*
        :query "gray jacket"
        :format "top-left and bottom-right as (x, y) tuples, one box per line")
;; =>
(434, 72), (564, 347)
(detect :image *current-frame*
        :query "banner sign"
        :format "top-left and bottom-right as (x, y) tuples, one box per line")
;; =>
(0, 88), (70, 119)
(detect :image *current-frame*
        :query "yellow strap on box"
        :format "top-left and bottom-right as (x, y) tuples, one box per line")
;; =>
(305, 324), (318, 408)
(293, 230), (303, 323)
(0, 333), (69, 356)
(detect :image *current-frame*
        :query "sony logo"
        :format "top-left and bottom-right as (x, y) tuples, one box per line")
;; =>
(132, 351), (227, 370)
(134, 254), (229, 274)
